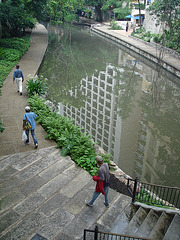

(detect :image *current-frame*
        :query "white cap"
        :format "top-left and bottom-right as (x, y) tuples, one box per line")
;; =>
(25, 106), (30, 111)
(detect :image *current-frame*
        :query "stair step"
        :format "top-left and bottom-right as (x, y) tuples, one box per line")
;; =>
(163, 214), (180, 240)
(134, 209), (159, 238)
(122, 206), (148, 235)
(149, 211), (173, 240)
(110, 204), (137, 234)
(97, 194), (132, 229)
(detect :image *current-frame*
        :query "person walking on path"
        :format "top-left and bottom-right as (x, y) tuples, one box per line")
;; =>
(23, 106), (38, 148)
(85, 156), (110, 207)
(126, 21), (129, 32)
(13, 64), (24, 95)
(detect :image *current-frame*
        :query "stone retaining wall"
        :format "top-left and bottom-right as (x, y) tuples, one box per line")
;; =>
(130, 35), (180, 60)
(91, 27), (180, 78)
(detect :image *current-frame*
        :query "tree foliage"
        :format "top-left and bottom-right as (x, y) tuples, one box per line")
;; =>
(23, 0), (48, 21)
(0, 0), (35, 37)
(84, 0), (106, 22)
(102, 0), (131, 20)
(148, 0), (180, 51)
(45, 0), (84, 24)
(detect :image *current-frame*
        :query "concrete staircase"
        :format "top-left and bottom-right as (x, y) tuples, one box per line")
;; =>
(0, 146), (131, 240)
(0, 146), (179, 240)
(97, 201), (180, 240)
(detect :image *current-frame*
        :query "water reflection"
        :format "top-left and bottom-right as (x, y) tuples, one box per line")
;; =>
(39, 24), (180, 187)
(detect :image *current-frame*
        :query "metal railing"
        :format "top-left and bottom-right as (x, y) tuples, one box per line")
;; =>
(127, 177), (180, 209)
(84, 226), (151, 240)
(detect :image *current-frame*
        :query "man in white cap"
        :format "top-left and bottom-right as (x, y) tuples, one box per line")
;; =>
(23, 106), (38, 148)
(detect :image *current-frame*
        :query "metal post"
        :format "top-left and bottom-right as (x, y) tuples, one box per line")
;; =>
(132, 177), (138, 203)
(94, 225), (98, 240)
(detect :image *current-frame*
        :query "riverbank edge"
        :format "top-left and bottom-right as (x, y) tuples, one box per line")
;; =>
(91, 26), (180, 79)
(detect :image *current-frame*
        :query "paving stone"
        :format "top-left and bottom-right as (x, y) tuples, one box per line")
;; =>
(63, 162), (83, 178)
(0, 189), (25, 214)
(16, 150), (60, 181)
(0, 151), (30, 171)
(0, 155), (8, 161)
(0, 210), (21, 234)
(60, 170), (92, 198)
(35, 146), (56, 157)
(38, 193), (69, 217)
(55, 232), (75, 240)
(39, 157), (72, 181)
(12, 153), (43, 171)
(0, 176), (22, 198)
(0, 212), (46, 240)
(18, 175), (47, 197)
(63, 202), (106, 239)
(97, 194), (132, 229)
(13, 192), (45, 216)
(0, 167), (18, 183)
(63, 182), (93, 215)
(37, 173), (72, 199)
(37, 209), (74, 240)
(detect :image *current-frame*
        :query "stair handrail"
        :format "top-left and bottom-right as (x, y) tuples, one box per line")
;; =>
(84, 225), (152, 240)
(127, 178), (180, 209)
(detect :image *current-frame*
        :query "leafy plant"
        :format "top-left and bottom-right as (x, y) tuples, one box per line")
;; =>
(0, 48), (21, 61)
(27, 94), (111, 175)
(26, 75), (48, 97)
(109, 20), (123, 30)
(0, 120), (5, 133)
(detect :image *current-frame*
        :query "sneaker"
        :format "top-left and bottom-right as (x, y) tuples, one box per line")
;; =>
(24, 141), (29, 145)
(85, 200), (93, 207)
(104, 202), (109, 208)
(20, 92), (22, 95)
(35, 143), (38, 148)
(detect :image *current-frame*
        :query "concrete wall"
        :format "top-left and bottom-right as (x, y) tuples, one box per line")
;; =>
(143, 11), (164, 34)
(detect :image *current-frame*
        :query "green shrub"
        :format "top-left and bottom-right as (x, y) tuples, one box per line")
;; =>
(0, 120), (5, 133)
(27, 94), (111, 175)
(153, 35), (161, 43)
(26, 75), (48, 97)
(0, 36), (30, 55)
(109, 20), (123, 30)
(0, 48), (21, 61)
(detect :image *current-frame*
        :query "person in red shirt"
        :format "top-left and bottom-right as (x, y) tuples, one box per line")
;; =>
(85, 156), (110, 207)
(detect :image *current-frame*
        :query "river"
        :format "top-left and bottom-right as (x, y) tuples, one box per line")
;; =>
(39, 23), (180, 188)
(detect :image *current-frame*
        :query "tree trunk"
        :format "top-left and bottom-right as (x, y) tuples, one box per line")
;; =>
(95, 4), (103, 22)
(138, 0), (141, 28)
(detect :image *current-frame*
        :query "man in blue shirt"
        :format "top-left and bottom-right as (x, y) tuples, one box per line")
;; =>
(13, 64), (24, 95)
(23, 106), (38, 148)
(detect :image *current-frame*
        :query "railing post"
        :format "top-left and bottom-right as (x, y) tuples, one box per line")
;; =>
(94, 225), (98, 240)
(132, 177), (138, 203)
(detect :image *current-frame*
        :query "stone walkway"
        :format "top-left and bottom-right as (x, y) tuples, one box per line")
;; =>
(0, 23), (55, 157)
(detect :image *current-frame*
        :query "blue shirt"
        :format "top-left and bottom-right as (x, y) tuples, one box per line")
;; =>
(13, 69), (24, 81)
(23, 112), (37, 130)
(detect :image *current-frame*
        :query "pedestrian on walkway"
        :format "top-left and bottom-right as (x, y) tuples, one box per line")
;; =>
(23, 106), (38, 148)
(126, 21), (129, 32)
(13, 64), (24, 95)
(85, 156), (110, 207)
